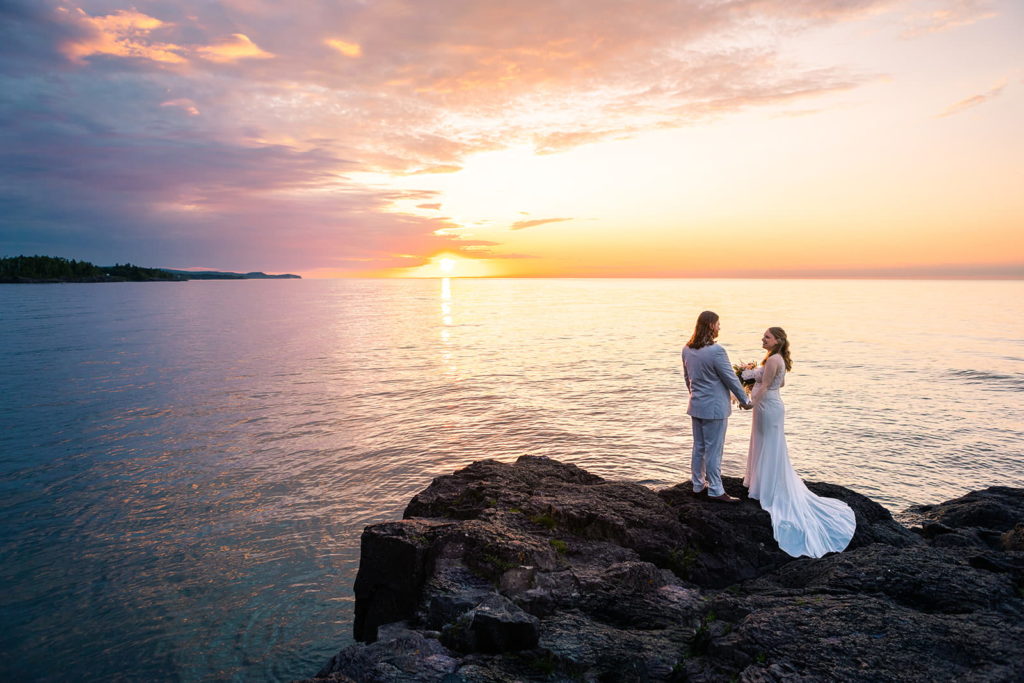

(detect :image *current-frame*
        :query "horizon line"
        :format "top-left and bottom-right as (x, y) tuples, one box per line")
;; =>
(309, 274), (1024, 281)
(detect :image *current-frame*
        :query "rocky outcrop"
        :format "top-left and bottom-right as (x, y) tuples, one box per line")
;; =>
(657, 476), (920, 588)
(303, 457), (1024, 682)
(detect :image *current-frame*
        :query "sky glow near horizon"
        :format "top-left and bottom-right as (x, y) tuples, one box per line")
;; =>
(0, 0), (1021, 278)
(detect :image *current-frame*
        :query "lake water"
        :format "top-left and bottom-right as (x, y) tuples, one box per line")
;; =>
(1, 278), (1022, 681)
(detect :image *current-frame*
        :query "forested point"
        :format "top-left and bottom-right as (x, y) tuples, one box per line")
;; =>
(0, 255), (183, 282)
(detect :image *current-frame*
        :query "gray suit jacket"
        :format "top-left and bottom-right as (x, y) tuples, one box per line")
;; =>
(682, 343), (750, 419)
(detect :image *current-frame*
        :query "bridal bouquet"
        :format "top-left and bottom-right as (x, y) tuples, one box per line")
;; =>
(733, 361), (757, 397)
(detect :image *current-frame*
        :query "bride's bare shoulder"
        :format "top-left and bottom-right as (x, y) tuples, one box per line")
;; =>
(766, 354), (785, 368)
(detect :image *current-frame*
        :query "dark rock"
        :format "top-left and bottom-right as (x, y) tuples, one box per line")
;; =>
(802, 480), (921, 550)
(312, 625), (458, 682)
(352, 519), (451, 642)
(687, 593), (1024, 683)
(907, 486), (1024, 534)
(930, 527), (992, 549)
(657, 476), (920, 588)
(747, 543), (1022, 617)
(305, 457), (1024, 682)
(425, 588), (494, 632)
(571, 560), (700, 630)
(406, 456), (697, 567)
(442, 594), (540, 654)
(538, 608), (693, 679)
(403, 457), (603, 521)
(967, 551), (1024, 577)
(1002, 522), (1024, 551)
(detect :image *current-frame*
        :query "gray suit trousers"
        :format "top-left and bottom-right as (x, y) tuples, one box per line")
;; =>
(691, 416), (728, 497)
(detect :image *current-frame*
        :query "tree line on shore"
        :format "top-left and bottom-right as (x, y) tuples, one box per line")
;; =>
(0, 255), (183, 282)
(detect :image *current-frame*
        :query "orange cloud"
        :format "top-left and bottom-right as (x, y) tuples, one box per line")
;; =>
(59, 8), (186, 64)
(408, 164), (463, 175)
(510, 217), (573, 230)
(196, 34), (273, 63)
(325, 38), (362, 57)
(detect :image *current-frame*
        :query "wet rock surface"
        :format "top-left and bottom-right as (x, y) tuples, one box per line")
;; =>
(301, 457), (1024, 682)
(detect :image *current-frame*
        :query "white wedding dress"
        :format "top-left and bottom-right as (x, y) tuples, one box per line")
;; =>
(744, 356), (856, 558)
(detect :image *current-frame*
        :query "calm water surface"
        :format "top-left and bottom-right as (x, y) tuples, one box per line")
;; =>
(1, 278), (1022, 681)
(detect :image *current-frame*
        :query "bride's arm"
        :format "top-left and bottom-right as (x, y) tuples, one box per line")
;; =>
(753, 356), (781, 400)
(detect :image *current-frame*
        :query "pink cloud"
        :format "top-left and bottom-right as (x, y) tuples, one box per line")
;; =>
(56, 0), (889, 171)
(160, 98), (200, 115)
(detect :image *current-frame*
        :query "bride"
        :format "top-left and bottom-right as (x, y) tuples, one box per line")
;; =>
(743, 327), (856, 558)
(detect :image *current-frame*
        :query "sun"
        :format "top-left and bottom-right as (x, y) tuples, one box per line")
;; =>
(397, 253), (496, 278)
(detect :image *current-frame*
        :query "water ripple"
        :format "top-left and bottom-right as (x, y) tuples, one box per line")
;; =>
(1, 278), (1022, 682)
(947, 368), (1024, 390)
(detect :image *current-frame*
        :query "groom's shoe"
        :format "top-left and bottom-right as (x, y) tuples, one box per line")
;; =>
(709, 493), (740, 504)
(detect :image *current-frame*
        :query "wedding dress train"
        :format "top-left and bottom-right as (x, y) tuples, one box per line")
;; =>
(744, 360), (855, 558)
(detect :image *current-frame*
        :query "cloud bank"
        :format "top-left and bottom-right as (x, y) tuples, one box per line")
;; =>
(0, 0), (976, 273)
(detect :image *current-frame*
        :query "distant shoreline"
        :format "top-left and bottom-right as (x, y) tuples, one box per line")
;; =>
(161, 269), (302, 281)
(0, 276), (181, 284)
(0, 272), (302, 283)
(0, 255), (300, 283)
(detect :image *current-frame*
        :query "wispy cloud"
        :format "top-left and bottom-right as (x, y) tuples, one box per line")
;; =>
(937, 81), (1007, 117)
(160, 98), (200, 116)
(510, 217), (574, 231)
(901, 0), (996, 38)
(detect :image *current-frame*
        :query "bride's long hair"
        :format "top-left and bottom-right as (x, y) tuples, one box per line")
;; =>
(763, 326), (793, 371)
(687, 310), (719, 349)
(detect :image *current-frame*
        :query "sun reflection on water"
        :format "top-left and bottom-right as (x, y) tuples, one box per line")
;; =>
(440, 277), (457, 376)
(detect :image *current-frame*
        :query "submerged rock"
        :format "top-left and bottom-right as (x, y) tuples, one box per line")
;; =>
(302, 457), (1024, 682)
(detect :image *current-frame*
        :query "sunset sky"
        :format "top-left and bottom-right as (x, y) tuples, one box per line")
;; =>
(1, 0), (1021, 278)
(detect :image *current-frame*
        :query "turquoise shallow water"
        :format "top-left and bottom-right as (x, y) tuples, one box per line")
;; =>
(1, 278), (1022, 681)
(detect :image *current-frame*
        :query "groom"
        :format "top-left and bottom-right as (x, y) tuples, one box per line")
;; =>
(682, 310), (751, 503)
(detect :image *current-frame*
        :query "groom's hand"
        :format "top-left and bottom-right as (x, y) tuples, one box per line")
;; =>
(740, 401), (753, 410)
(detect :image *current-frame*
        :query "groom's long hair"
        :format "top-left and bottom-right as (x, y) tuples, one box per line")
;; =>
(687, 310), (719, 349)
